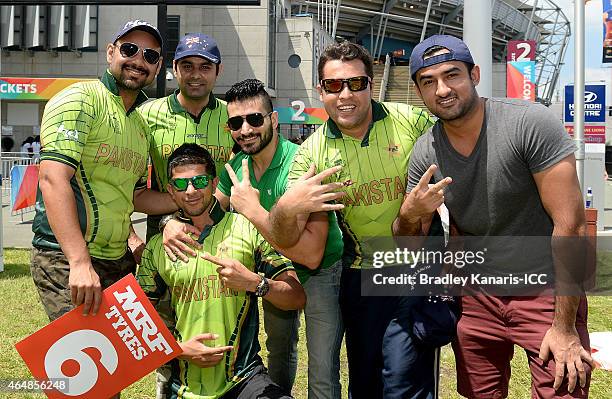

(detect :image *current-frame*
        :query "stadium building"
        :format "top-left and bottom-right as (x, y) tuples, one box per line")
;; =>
(0, 1), (569, 143)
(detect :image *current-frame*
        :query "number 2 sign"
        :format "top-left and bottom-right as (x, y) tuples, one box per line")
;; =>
(15, 275), (182, 398)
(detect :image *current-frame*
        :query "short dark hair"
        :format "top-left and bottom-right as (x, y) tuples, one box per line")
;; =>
(167, 143), (216, 179)
(317, 41), (373, 81)
(225, 79), (273, 113)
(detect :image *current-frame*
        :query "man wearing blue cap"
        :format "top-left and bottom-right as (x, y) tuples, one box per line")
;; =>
(140, 33), (233, 244)
(395, 34), (592, 398)
(138, 32), (235, 398)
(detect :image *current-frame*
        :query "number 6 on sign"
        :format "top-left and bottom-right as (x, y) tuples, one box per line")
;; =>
(16, 275), (181, 399)
(45, 330), (118, 396)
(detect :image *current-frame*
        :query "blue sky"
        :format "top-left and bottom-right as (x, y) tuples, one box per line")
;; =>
(557, 0), (610, 102)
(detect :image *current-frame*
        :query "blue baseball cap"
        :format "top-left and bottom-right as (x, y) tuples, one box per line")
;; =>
(410, 35), (474, 82)
(174, 33), (221, 64)
(113, 20), (163, 48)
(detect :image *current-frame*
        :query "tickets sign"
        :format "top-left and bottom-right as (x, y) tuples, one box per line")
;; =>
(15, 274), (182, 398)
(0, 77), (94, 100)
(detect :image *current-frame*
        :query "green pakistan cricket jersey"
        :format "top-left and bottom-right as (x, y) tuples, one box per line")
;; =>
(32, 70), (149, 260)
(288, 101), (434, 269)
(217, 135), (343, 283)
(138, 90), (233, 192)
(137, 200), (293, 399)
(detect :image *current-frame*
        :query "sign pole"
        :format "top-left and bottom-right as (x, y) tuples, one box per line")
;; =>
(575, 0), (585, 192)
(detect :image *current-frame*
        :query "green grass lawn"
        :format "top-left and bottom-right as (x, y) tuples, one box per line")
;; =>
(1, 248), (611, 398)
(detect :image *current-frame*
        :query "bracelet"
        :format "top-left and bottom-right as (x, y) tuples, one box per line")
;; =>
(158, 214), (175, 231)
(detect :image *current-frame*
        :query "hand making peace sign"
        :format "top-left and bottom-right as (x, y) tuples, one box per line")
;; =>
(399, 164), (452, 223)
(224, 159), (261, 219)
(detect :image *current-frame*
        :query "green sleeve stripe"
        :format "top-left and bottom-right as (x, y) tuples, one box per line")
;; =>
(137, 244), (168, 300)
(268, 265), (294, 280)
(40, 152), (79, 169)
(78, 167), (99, 243)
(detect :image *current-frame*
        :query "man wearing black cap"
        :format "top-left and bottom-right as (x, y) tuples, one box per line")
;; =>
(395, 34), (592, 398)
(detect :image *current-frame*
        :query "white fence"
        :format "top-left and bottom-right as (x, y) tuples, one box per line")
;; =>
(1, 152), (38, 216)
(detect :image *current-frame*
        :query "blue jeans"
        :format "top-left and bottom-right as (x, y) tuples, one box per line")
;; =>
(264, 261), (344, 398)
(263, 299), (300, 394)
(340, 267), (437, 399)
(303, 260), (344, 399)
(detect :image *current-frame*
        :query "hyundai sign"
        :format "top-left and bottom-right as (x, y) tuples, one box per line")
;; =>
(564, 84), (606, 123)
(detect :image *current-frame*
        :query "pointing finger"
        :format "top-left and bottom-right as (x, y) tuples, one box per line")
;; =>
(194, 333), (219, 342)
(202, 252), (232, 268)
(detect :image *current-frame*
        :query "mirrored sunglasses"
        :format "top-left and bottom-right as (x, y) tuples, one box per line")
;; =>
(170, 174), (211, 191)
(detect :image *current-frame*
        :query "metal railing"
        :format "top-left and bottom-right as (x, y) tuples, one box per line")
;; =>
(1, 152), (38, 217)
(378, 54), (391, 102)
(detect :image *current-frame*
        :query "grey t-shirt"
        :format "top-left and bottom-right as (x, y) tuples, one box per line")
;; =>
(407, 98), (576, 237)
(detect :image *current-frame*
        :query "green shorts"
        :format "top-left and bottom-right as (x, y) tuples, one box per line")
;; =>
(31, 248), (136, 321)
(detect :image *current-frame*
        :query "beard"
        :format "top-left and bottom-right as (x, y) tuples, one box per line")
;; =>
(431, 87), (480, 122)
(181, 195), (213, 218)
(115, 63), (151, 91)
(237, 124), (274, 155)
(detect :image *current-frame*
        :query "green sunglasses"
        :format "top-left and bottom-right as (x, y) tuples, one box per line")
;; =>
(170, 174), (211, 191)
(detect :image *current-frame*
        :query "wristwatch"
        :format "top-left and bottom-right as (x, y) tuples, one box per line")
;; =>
(254, 276), (270, 297)
(158, 214), (175, 231)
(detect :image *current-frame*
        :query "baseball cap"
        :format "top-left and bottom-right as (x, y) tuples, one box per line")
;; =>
(174, 33), (221, 64)
(113, 20), (163, 48)
(410, 35), (474, 82)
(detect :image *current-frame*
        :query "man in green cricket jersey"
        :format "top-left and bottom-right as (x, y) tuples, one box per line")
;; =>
(138, 32), (234, 398)
(139, 33), (233, 243)
(216, 79), (344, 397)
(31, 20), (180, 399)
(267, 42), (437, 398)
(137, 143), (304, 399)
(31, 19), (178, 320)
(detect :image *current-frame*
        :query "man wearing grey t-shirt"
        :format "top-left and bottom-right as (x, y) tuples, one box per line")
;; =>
(393, 35), (593, 399)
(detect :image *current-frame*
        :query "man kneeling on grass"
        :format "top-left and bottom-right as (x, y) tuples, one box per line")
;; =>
(137, 143), (305, 399)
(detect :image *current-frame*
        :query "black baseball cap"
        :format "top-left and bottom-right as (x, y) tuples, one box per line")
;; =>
(113, 20), (163, 49)
(174, 33), (221, 64)
(410, 35), (475, 82)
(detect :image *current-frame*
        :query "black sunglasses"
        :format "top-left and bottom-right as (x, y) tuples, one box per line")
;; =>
(170, 175), (211, 191)
(116, 42), (161, 65)
(321, 76), (370, 93)
(227, 112), (273, 131)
